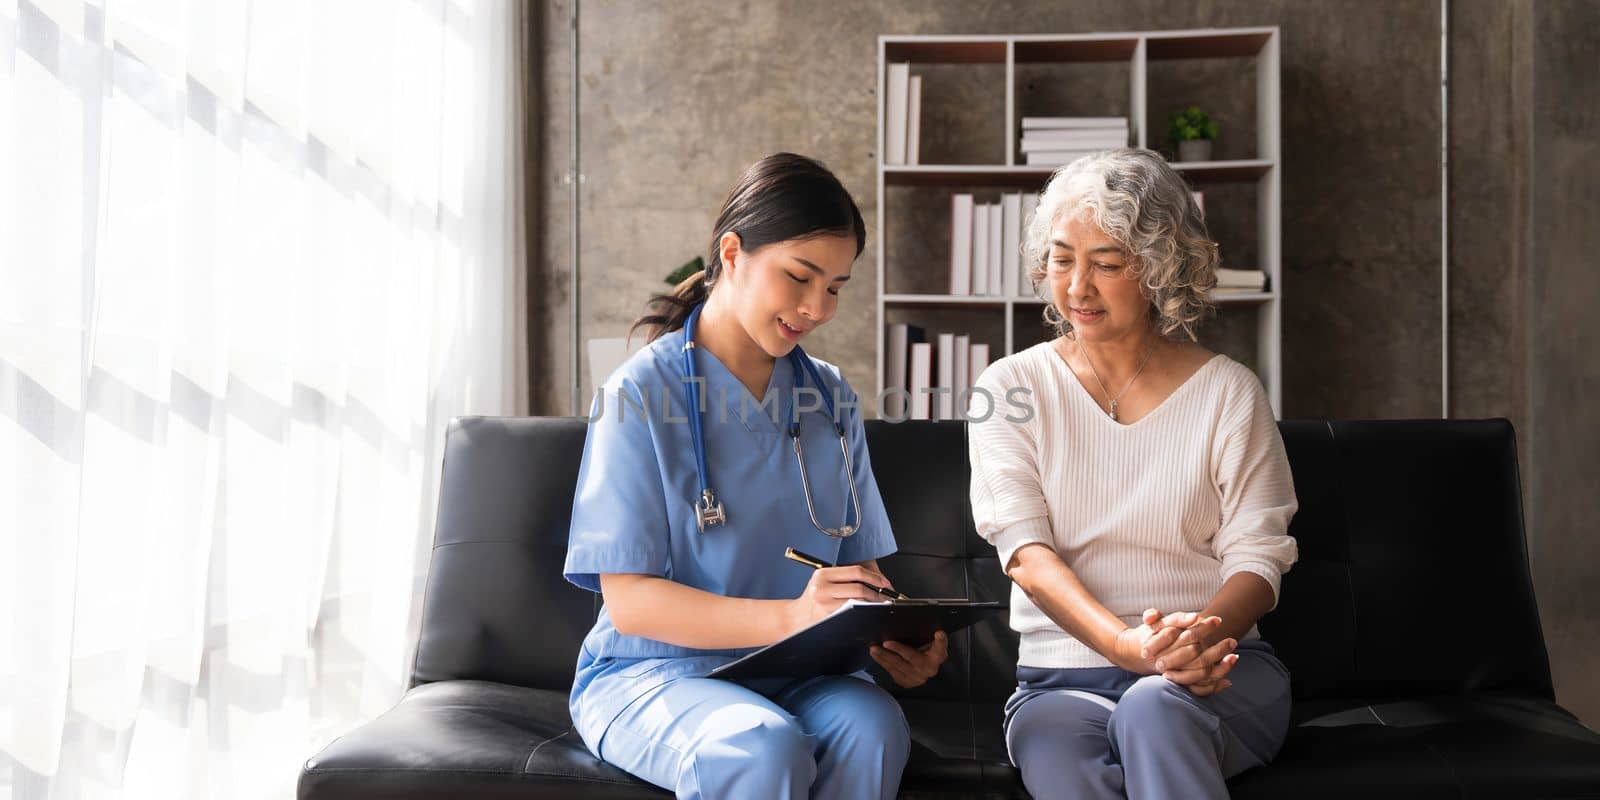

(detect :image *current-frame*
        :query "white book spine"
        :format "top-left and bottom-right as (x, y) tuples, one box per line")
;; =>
(949, 194), (973, 295)
(1020, 139), (1127, 153)
(1002, 193), (1021, 298)
(886, 323), (910, 418)
(1020, 126), (1129, 140)
(952, 334), (971, 409)
(1024, 149), (1100, 165)
(1021, 116), (1128, 129)
(935, 332), (956, 421)
(1215, 268), (1268, 290)
(909, 343), (933, 420)
(906, 75), (922, 166)
(969, 343), (991, 380)
(1020, 193), (1040, 295)
(886, 63), (910, 165)
(987, 203), (1002, 299)
(972, 202), (990, 296)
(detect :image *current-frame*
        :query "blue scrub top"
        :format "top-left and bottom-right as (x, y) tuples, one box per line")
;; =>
(562, 327), (898, 744)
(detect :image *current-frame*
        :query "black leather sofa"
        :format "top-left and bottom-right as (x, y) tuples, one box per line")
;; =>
(300, 417), (1600, 798)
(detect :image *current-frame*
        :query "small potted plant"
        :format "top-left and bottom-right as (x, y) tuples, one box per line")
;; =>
(1168, 106), (1219, 162)
(664, 256), (704, 286)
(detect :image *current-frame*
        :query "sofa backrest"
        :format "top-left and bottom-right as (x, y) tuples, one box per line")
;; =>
(410, 417), (597, 691)
(861, 421), (1019, 703)
(1265, 419), (1551, 701)
(410, 416), (1553, 705)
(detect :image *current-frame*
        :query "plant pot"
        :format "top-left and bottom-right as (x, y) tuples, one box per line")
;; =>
(1178, 139), (1213, 162)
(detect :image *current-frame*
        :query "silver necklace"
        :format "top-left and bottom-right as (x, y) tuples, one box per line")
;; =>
(1068, 331), (1157, 422)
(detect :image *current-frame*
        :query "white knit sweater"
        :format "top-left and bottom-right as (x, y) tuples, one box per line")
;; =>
(967, 342), (1299, 669)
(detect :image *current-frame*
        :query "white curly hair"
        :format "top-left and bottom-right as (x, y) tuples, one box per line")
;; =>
(1023, 148), (1219, 340)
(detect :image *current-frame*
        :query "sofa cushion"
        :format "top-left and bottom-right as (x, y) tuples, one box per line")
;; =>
(301, 684), (1040, 799)
(896, 697), (1015, 795)
(1229, 693), (1600, 799)
(298, 680), (665, 799)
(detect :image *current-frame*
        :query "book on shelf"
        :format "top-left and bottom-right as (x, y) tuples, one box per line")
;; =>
(1021, 125), (1128, 141)
(1020, 193), (1039, 295)
(884, 65), (924, 166)
(886, 63), (910, 165)
(1019, 117), (1128, 165)
(986, 204), (1002, 299)
(1001, 193), (1021, 298)
(1020, 138), (1126, 153)
(909, 342), (933, 420)
(935, 332), (956, 420)
(884, 323), (992, 421)
(1021, 116), (1128, 130)
(885, 330), (991, 421)
(884, 323), (925, 419)
(1024, 149), (1102, 166)
(952, 334), (971, 409)
(939, 194), (1031, 299)
(1215, 268), (1268, 291)
(972, 202), (990, 296)
(969, 343), (991, 388)
(906, 75), (922, 165)
(949, 194), (973, 295)
(1019, 132), (1128, 151)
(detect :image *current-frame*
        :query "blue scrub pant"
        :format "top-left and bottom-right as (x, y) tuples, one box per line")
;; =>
(595, 673), (911, 800)
(1003, 639), (1291, 800)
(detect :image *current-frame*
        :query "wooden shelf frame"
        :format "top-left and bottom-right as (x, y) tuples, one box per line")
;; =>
(876, 27), (1283, 415)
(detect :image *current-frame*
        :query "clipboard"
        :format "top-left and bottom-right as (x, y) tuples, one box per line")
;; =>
(707, 599), (1006, 681)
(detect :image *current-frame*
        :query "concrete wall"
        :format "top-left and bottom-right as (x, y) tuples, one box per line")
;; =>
(538, 0), (1450, 420)
(1524, 0), (1600, 729)
(532, 0), (1600, 724)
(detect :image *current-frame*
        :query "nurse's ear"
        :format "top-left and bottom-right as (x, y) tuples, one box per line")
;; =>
(717, 231), (744, 284)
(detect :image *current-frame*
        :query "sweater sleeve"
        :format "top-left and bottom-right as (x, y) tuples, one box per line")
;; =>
(967, 365), (1055, 571)
(1210, 367), (1299, 608)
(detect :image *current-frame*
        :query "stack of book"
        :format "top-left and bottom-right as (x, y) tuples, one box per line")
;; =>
(1019, 117), (1129, 166)
(884, 325), (992, 421)
(884, 63), (923, 165)
(1212, 268), (1269, 296)
(948, 192), (1039, 297)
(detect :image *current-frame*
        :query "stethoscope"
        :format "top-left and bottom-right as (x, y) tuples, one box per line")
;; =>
(682, 303), (863, 537)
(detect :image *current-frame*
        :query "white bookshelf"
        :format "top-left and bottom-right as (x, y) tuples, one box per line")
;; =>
(875, 27), (1283, 416)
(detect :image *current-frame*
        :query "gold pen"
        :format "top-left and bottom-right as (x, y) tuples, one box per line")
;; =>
(784, 547), (910, 600)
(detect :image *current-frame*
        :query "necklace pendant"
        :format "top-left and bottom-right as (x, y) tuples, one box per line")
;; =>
(1108, 400), (1119, 421)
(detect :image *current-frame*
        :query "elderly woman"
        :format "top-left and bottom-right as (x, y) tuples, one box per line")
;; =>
(966, 148), (1298, 800)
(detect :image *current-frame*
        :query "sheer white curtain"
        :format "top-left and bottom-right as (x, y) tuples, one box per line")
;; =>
(0, 0), (528, 797)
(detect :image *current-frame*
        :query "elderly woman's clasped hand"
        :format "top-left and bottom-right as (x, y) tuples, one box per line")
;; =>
(1114, 608), (1241, 696)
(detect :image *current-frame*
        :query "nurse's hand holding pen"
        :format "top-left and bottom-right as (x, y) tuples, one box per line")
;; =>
(785, 561), (950, 689)
(786, 562), (898, 624)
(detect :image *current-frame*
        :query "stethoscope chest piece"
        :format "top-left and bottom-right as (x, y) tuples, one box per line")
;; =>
(696, 488), (726, 532)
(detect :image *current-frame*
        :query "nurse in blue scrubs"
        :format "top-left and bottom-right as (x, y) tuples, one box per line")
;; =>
(563, 153), (946, 799)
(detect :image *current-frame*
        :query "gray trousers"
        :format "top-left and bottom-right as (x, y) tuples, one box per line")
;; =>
(1003, 639), (1291, 800)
